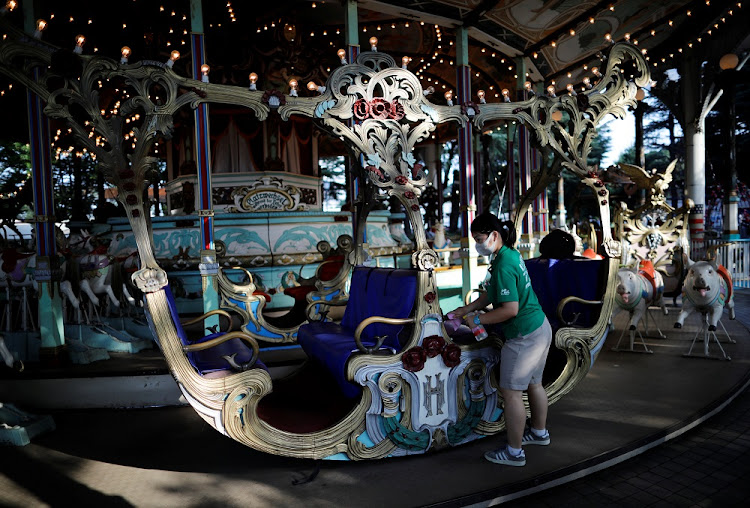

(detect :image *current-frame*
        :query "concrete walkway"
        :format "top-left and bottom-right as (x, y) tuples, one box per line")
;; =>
(1, 291), (749, 507)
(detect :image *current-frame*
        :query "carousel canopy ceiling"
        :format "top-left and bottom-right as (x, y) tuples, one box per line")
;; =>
(0, 0), (747, 141)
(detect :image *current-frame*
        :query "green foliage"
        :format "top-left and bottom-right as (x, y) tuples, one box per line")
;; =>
(0, 140), (33, 221)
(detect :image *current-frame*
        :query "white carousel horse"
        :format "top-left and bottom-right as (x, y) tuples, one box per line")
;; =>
(69, 229), (121, 312)
(430, 221), (452, 266)
(0, 230), (79, 330)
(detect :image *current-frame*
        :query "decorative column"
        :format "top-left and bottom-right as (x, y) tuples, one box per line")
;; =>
(556, 175), (566, 227)
(23, 0), (65, 360)
(682, 49), (706, 258)
(455, 26), (478, 298)
(515, 58), (536, 257)
(190, 0), (219, 327)
(720, 53), (740, 241)
(343, 0), (365, 257)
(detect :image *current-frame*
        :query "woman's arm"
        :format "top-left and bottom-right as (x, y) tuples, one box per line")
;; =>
(478, 301), (518, 325)
(450, 292), (490, 317)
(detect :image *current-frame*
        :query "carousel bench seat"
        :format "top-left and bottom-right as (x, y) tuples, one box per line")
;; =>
(163, 285), (266, 376)
(297, 267), (419, 398)
(525, 258), (608, 331)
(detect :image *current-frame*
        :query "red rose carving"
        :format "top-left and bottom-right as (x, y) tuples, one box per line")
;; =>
(424, 291), (436, 303)
(353, 98), (370, 120)
(389, 100), (405, 120)
(598, 189), (607, 196)
(411, 204), (420, 211)
(125, 194), (138, 205)
(123, 182), (136, 192)
(441, 343), (462, 367)
(370, 98), (390, 119)
(404, 191), (416, 200)
(423, 335), (446, 358)
(131, 209), (140, 217)
(395, 175), (408, 185)
(118, 169), (135, 179)
(402, 346), (427, 372)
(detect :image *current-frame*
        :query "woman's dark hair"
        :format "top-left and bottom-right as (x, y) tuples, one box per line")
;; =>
(470, 212), (517, 248)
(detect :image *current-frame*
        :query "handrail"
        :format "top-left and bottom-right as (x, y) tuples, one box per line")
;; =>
(180, 309), (234, 333)
(353, 316), (416, 354)
(182, 331), (260, 372)
(556, 296), (603, 327)
(304, 297), (349, 321)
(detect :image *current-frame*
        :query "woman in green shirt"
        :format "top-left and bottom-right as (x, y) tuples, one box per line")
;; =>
(449, 212), (552, 467)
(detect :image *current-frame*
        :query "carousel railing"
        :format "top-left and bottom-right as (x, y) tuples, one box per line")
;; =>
(707, 239), (750, 289)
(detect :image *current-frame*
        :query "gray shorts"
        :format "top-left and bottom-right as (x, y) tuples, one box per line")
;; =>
(499, 318), (553, 391)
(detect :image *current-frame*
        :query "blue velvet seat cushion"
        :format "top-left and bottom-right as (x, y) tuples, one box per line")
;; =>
(187, 332), (266, 376)
(163, 285), (265, 376)
(340, 267), (418, 350)
(525, 258), (606, 331)
(297, 322), (397, 399)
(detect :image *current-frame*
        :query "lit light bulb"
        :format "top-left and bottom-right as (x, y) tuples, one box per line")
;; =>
(547, 85), (556, 97)
(604, 33), (612, 43)
(566, 83), (577, 96)
(583, 77), (592, 89)
(591, 66), (602, 78)
(307, 81), (326, 94)
(402, 56), (411, 69)
(289, 78), (298, 96)
(1, 1), (17, 14)
(74, 34), (86, 54)
(444, 90), (454, 107)
(477, 89), (486, 104)
(166, 50), (180, 68)
(369, 36), (378, 51)
(248, 72), (258, 90)
(337, 48), (347, 65)
(524, 81), (535, 96)
(34, 18), (47, 39)
(120, 46), (131, 64)
(200, 64), (210, 83)
(423, 86), (435, 96)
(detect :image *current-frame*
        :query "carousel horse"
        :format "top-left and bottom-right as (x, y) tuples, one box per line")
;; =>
(68, 229), (122, 312)
(430, 221), (453, 266)
(0, 228), (78, 329)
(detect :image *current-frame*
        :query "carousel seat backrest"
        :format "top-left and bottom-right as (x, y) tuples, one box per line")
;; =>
(297, 266), (419, 398)
(524, 257), (608, 331)
(162, 285), (265, 377)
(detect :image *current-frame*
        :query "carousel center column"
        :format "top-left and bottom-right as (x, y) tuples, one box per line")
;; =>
(344, 0), (365, 262)
(190, 0), (219, 328)
(455, 27), (479, 299)
(23, 1), (65, 362)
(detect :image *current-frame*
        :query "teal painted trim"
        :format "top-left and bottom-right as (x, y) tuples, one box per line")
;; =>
(259, 344), (302, 352)
(448, 399), (487, 445)
(722, 234), (742, 241)
(344, 0), (359, 47)
(38, 284), (64, 349)
(356, 430), (376, 448)
(190, 0), (204, 32)
(202, 276), (221, 331)
(323, 452), (351, 461)
(456, 27), (470, 67)
(383, 415), (430, 451)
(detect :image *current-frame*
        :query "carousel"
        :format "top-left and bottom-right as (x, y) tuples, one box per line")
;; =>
(0, 0), (657, 458)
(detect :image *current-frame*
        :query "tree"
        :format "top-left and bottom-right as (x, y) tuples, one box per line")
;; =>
(0, 140), (33, 241)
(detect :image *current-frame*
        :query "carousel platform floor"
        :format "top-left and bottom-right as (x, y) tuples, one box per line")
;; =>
(1, 291), (750, 507)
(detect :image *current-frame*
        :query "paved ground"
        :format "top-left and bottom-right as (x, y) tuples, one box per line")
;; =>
(0, 291), (748, 507)
(498, 290), (750, 508)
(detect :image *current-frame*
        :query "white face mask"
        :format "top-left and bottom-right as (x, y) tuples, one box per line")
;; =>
(475, 233), (497, 256)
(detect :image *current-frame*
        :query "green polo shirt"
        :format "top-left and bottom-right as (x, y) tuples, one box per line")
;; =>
(487, 245), (546, 338)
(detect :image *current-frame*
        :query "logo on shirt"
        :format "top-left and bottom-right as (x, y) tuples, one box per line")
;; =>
(500, 288), (510, 296)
